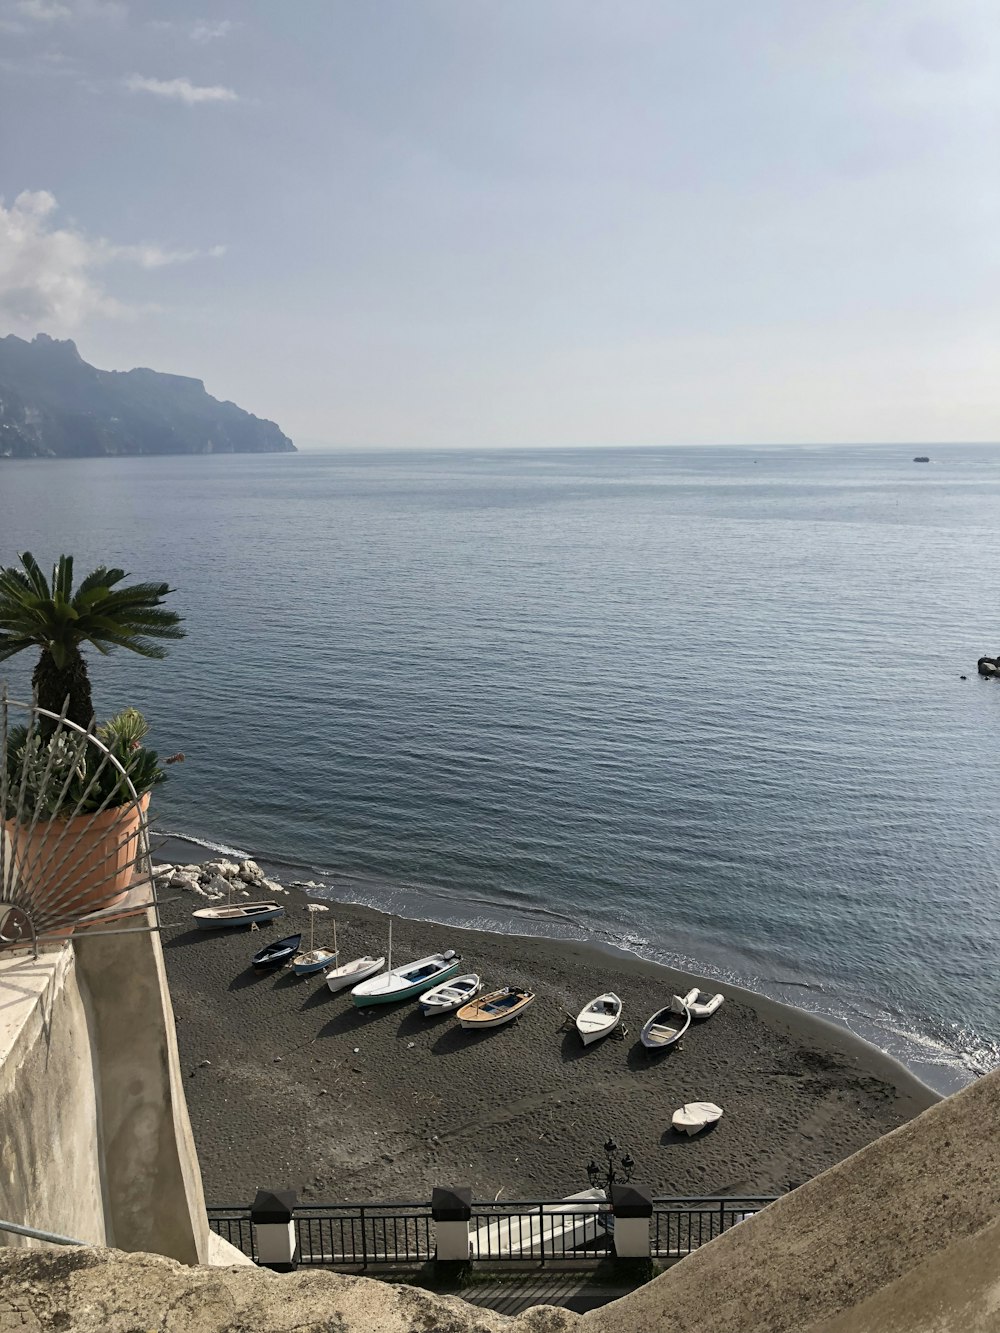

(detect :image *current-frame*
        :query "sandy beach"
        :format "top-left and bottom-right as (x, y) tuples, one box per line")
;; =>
(159, 873), (938, 1207)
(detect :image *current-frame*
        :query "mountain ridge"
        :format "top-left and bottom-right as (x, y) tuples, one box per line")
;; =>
(0, 334), (295, 458)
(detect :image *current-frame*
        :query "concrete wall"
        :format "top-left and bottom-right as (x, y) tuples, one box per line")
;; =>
(0, 906), (209, 1264)
(0, 948), (106, 1247)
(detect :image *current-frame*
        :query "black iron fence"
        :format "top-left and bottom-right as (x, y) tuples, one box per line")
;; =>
(651, 1198), (774, 1258)
(208, 1195), (775, 1269)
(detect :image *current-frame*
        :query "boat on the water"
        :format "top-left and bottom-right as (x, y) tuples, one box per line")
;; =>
(420, 973), (482, 1016)
(192, 902), (284, 930)
(575, 992), (622, 1045)
(352, 949), (460, 1007)
(457, 986), (534, 1030)
(682, 987), (724, 1019)
(640, 995), (691, 1049)
(252, 933), (301, 969)
(325, 954), (385, 993)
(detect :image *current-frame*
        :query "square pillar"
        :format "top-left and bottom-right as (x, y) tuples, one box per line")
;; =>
(250, 1188), (298, 1271)
(611, 1183), (652, 1259)
(432, 1185), (472, 1262)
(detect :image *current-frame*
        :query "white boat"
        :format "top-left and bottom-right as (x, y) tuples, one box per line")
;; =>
(420, 973), (482, 1016)
(325, 955), (385, 994)
(672, 1102), (724, 1136)
(293, 906), (337, 976)
(575, 992), (622, 1045)
(457, 986), (534, 1030)
(192, 902), (284, 930)
(351, 949), (461, 1007)
(682, 986), (725, 1019)
(640, 995), (691, 1049)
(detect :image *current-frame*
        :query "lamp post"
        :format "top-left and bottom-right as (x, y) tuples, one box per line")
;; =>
(587, 1138), (635, 1192)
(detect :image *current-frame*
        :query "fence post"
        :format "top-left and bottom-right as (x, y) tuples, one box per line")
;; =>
(431, 1186), (472, 1263)
(249, 1188), (298, 1272)
(611, 1183), (653, 1259)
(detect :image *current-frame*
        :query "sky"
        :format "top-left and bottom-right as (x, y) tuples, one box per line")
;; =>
(0, 0), (997, 449)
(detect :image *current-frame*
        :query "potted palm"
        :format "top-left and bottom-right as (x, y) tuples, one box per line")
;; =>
(0, 552), (184, 923)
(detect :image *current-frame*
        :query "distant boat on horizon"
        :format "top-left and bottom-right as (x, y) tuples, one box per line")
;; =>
(913, 455), (930, 463)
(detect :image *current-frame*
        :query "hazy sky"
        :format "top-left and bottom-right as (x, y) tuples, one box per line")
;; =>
(1, 1), (997, 448)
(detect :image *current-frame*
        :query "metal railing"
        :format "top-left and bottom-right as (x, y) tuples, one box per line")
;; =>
(469, 1199), (612, 1264)
(651, 1197), (774, 1258)
(207, 1195), (776, 1270)
(295, 1204), (433, 1267)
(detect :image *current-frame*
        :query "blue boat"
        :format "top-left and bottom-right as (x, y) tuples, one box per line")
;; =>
(252, 933), (301, 969)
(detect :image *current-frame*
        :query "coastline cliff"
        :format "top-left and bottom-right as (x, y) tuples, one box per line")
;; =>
(0, 334), (295, 458)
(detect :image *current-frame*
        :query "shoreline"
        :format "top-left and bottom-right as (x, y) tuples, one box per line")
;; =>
(158, 832), (971, 1099)
(159, 855), (940, 1205)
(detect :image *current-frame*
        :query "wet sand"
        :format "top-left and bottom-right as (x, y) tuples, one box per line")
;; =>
(160, 882), (938, 1205)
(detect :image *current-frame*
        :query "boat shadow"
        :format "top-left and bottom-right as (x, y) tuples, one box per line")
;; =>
(626, 1039), (682, 1071)
(227, 968), (273, 991)
(161, 926), (221, 949)
(559, 1028), (594, 1063)
(429, 1020), (514, 1057)
(395, 1007), (436, 1038)
(317, 1006), (391, 1039)
(299, 981), (339, 1011)
(272, 969), (309, 990)
(659, 1121), (720, 1147)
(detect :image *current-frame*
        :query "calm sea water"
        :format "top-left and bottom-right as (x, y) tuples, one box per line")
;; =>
(3, 444), (999, 1092)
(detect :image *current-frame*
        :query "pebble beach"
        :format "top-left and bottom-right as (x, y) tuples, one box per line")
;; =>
(158, 857), (939, 1206)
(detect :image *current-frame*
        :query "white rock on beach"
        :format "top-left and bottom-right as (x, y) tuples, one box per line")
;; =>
(238, 859), (264, 884)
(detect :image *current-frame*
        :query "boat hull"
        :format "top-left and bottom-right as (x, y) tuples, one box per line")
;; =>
(293, 949), (338, 976)
(193, 902), (284, 930)
(420, 974), (482, 1016)
(576, 992), (622, 1045)
(458, 989), (535, 1029)
(252, 933), (301, 969)
(640, 997), (691, 1049)
(352, 958), (461, 1007)
(325, 956), (385, 993)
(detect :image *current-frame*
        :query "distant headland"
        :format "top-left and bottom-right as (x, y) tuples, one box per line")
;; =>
(0, 333), (295, 459)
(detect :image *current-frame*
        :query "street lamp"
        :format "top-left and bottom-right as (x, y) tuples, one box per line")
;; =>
(587, 1138), (635, 1192)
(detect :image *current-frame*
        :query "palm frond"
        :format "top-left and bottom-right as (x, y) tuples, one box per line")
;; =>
(18, 552), (51, 600)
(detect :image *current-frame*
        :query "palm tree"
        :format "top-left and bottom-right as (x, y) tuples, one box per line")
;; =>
(0, 552), (184, 727)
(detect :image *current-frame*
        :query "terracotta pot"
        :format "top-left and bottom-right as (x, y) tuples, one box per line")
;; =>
(4, 793), (150, 928)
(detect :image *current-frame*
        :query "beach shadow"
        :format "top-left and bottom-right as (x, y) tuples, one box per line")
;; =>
(227, 968), (272, 991)
(626, 1039), (683, 1071)
(299, 982), (338, 1011)
(559, 1029), (596, 1062)
(273, 969), (308, 990)
(395, 1007), (434, 1038)
(317, 1006), (388, 1039)
(659, 1121), (720, 1147)
(429, 1021), (511, 1057)
(161, 926), (219, 950)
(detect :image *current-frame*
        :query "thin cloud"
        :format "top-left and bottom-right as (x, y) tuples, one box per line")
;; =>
(124, 73), (238, 104)
(190, 19), (234, 43)
(0, 189), (225, 333)
(17, 0), (71, 21)
(14, 0), (125, 19)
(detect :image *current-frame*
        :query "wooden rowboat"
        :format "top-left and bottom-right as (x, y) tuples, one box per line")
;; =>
(640, 995), (691, 1049)
(457, 986), (534, 1030)
(192, 902), (284, 930)
(575, 992), (622, 1045)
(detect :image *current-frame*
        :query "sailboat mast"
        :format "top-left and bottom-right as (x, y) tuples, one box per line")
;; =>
(388, 918), (392, 973)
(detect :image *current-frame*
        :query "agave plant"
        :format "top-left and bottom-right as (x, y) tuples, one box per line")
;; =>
(3, 707), (167, 820)
(0, 552), (184, 728)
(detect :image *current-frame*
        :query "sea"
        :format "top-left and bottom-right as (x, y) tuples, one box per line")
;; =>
(2, 443), (998, 1094)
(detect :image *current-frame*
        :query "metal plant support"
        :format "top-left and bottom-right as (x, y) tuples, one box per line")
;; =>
(0, 690), (162, 954)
